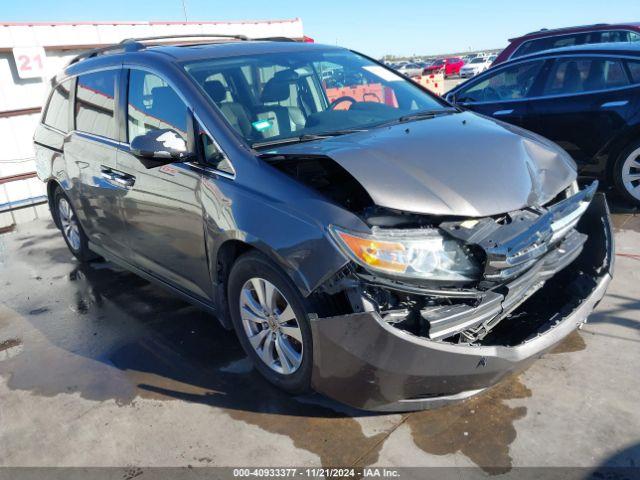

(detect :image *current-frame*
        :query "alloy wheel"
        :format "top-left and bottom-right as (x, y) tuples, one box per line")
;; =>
(621, 147), (640, 202)
(239, 277), (303, 375)
(58, 197), (81, 251)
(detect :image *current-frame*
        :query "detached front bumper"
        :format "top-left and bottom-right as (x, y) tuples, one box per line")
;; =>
(310, 194), (614, 412)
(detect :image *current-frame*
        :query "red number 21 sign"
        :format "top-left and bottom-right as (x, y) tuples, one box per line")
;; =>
(12, 47), (47, 80)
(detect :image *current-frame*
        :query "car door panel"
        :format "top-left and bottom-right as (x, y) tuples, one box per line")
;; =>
(529, 57), (637, 167)
(452, 59), (546, 132)
(530, 89), (635, 165)
(117, 68), (212, 301)
(460, 100), (535, 131)
(64, 70), (128, 255)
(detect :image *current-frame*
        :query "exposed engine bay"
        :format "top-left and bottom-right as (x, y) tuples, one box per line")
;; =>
(263, 153), (609, 347)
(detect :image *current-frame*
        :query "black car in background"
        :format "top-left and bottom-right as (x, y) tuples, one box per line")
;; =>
(446, 43), (640, 205)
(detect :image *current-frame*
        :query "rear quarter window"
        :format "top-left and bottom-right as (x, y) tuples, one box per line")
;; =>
(513, 30), (640, 59)
(627, 61), (640, 84)
(75, 70), (118, 139)
(43, 80), (72, 132)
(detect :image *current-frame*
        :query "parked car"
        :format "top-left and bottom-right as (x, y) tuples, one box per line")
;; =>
(459, 57), (493, 78)
(494, 22), (640, 65)
(397, 62), (423, 77)
(424, 57), (465, 77)
(446, 43), (640, 204)
(35, 36), (613, 412)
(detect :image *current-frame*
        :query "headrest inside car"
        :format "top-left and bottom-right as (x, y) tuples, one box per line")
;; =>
(203, 80), (227, 103)
(260, 70), (299, 103)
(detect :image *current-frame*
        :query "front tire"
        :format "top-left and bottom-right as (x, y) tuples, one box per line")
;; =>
(613, 141), (640, 205)
(227, 251), (313, 394)
(53, 188), (97, 262)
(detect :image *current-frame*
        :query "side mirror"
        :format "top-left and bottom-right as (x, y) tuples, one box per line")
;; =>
(130, 129), (194, 168)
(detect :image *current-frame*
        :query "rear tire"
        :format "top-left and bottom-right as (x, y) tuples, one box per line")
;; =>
(53, 188), (98, 263)
(227, 251), (314, 394)
(612, 140), (640, 206)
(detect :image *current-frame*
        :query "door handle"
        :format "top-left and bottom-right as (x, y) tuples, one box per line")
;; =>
(112, 175), (135, 188)
(493, 109), (514, 116)
(101, 168), (135, 188)
(600, 100), (629, 108)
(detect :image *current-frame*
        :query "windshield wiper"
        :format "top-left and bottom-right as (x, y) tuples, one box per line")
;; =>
(396, 108), (458, 123)
(251, 129), (366, 150)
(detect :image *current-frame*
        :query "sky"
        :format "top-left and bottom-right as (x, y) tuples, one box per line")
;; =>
(3, 0), (640, 57)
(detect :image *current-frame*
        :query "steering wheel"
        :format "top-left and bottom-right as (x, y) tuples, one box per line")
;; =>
(328, 96), (357, 110)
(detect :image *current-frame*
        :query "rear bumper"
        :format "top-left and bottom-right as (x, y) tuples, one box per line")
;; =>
(310, 194), (614, 412)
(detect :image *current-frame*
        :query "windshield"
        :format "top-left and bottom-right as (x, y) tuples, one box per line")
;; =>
(470, 57), (485, 64)
(183, 48), (446, 147)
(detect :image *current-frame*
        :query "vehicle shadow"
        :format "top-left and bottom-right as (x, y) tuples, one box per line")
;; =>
(588, 441), (640, 477)
(69, 261), (373, 418)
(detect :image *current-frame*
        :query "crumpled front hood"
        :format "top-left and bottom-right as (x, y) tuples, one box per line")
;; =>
(269, 111), (577, 217)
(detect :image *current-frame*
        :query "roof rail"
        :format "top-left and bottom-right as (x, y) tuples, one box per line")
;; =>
(118, 33), (249, 44)
(68, 40), (144, 65)
(67, 33), (295, 66)
(252, 36), (296, 42)
(522, 23), (609, 37)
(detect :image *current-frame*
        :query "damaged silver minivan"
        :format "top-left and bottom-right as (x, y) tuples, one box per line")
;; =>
(34, 37), (613, 411)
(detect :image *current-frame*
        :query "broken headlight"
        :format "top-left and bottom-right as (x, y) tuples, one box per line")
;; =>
(330, 226), (480, 282)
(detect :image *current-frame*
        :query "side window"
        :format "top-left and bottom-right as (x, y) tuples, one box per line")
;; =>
(515, 30), (640, 59)
(127, 70), (188, 142)
(514, 33), (592, 59)
(627, 61), (640, 84)
(542, 58), (629, 96)
(599, 30), (629, 43)
(202, 133), (234, 175)
(43, 79), (72, 132)
(513, 37), (556, 58)
(457, 60), (543, 103)
(75, 70), (118, 139)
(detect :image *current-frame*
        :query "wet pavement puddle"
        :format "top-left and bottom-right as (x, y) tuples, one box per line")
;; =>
(550, 330), (587, 354)
(405, 375), (531, 475)
(0, 220), (595, 471)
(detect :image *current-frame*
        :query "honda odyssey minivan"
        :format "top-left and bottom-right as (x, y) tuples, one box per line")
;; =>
(34, 36), (613, 411)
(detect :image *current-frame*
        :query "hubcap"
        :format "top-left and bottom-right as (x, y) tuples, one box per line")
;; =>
(622, 147), (640, 202)
(239, 277), (303, 375)
(58, 197), (81, 251)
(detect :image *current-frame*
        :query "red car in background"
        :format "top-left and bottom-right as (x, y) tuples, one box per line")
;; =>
(494, 22), (640, 65)
(423, 57), (464, 77)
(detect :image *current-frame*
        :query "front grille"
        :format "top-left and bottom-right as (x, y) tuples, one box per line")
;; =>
(482, 182), (596, 283)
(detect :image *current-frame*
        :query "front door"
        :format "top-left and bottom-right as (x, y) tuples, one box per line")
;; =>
(453, 59), (547, 132)
(116, 68), (212, 301)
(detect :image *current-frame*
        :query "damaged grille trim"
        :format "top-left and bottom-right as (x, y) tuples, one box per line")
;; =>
(483, 181), (596, 282)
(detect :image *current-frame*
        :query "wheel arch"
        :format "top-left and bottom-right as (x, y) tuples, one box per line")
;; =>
(211, 235), (322, 329)
(47, 179), (63, 228)
(602, 126), (640, 181)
